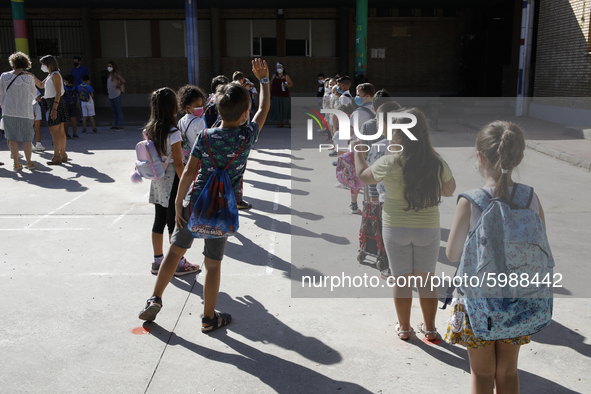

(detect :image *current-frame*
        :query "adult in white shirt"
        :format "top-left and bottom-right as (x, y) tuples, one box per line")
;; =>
(0, 52), (37, 170)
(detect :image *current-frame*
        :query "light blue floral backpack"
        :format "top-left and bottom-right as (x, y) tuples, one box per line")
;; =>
(454, 183), (554, 340)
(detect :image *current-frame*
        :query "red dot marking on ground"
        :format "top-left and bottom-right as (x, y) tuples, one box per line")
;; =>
(132, 327), (151, 335)
(423, 337), (442, 345)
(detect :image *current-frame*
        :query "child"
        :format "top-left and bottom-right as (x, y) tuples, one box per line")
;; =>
(176, 84), (207, 165)
(78, 75), (97, 133)
(144, 87), (199, 277)
(336, 75), (353, 106)
(138, 58), (271, 333)
(204, 75), (229, 128)
(317, 73), (325, 98)
(32, 90), (45, 152)
(63, 74), (78, 139)
(353, 108), (456, 341)
(444, 121), (547, 393)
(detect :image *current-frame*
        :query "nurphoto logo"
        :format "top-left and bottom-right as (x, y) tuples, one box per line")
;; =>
(304, 108), (419, 153)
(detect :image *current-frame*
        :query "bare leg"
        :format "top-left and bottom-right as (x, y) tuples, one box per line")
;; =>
(83, 116), (87, 130)
(414, 270), (439, 340)
(34, 120), (41, 143)
(467, 344), (497, 394)
(8, 140), (20, 166)
(152, 245), (186, 297)
(59, 123), (67, 156)
(23, 142), (33, 165)
(90, 116), (96, 129)
(392, 273), (414, 339)
(202, 256), (222, 327)
(494, 341), (521, 393)
(49, 125), (60, 159)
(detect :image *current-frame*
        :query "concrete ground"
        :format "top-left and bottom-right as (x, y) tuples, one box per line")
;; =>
(1, 116), (590, 393)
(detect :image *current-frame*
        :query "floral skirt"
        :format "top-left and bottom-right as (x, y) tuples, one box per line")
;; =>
(444, 301), (531, 349)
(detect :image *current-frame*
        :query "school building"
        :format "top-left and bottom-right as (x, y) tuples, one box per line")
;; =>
(1, 0), (590, 124)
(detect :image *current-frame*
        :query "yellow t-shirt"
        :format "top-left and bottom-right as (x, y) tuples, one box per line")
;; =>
(370, 154), (453, 228)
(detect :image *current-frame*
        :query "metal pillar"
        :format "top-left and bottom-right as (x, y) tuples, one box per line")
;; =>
(354, 0), (368, 84)
(516, 0), (534, 117)
(11, 0), (29, 55)
(185, 0), (200, 86)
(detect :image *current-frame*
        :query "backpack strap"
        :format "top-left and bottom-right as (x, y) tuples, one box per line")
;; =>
(509, 183), (535, 209)
(142, 129), (173, 169)
(457, 188), (492, 212)
(357, 106), (374, 117)
(181, 117), (199, 140)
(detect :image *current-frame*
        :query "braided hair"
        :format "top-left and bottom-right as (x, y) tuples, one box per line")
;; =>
(476, 121), (526, 200)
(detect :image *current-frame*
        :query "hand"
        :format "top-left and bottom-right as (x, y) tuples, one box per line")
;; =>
(251, 58), (269, 80)
(50, 109), (57, 120)
(174, 205), (187, 229)
(350, 138), (363, 150)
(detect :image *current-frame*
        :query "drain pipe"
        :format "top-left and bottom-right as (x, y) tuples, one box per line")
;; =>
(516, 0), (535, 117)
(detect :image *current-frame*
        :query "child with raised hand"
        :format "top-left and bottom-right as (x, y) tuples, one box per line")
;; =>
(177, 85), (207, 165)
(139, 58), (271, 333)
(145, 87), (199, 277)
(445, 121), (547, 393)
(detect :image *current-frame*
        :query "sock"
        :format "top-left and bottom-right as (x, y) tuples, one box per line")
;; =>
(154, 254), (163, 265)
(178, 256), (186, 267)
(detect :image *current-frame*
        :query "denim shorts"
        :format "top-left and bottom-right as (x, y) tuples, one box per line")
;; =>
(170, 207), (228, 261)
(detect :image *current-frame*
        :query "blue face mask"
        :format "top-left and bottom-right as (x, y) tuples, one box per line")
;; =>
(337, 87), (343, 94)
(355, 96), (365, 106)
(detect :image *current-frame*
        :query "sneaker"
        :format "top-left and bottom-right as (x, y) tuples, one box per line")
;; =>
(328, 151), (338, 157)
(138, 296), (162, 321)
(65, 133), (72, 139)
(117, 126), (124, 131)
(81, 129), (87, 133)
(73, 134), (79, 139)
(174, 257), (201, 277)
(237, 200), (253, 210)
(93, 128), (98, 133)
(350, 202), (359, 214)
(151, 262), (160, 275)
(332, 161), (338, 166)
(32, 143), (45, 152)
(110, 126), (117, 130)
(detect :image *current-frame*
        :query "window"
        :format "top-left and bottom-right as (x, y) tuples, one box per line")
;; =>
(159, 20), (211, 58)
(31, 21), (84, 58)
(251, 20), (277, 57)
(100, 20), (152, 58)
(285, 20), (310, 57)
(0, 21), (15, 58)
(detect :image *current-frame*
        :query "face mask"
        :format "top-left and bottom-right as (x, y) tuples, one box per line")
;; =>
(107, 66), (113, 72)
(277, 68), (283, 74)
(337, 87), (343, 94)
(73, 62), (79, 67)
(192, 107), (204, 117)
(355, 97), (365, 106)
(41, 65), (48, 73)
(318, 79), (324, 84)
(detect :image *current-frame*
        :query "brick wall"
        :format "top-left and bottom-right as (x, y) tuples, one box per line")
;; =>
(534, 0), (591, 105)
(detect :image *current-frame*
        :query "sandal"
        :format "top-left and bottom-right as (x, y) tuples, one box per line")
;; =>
(395, 323), (412, 340)
(202, 311), (232, 333)
(47, 157), (62, 166)
(61, 154), (68, 162)
(138, 296), (162, 321)
(13, 163), (23, 171)
(417, 322), (438, 341)
(27, 162), (36, 170)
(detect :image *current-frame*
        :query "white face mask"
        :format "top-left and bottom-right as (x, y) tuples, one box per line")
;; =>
(277, 68), (283, 74)
(107, 66), (113, 72)
(41, 65), (48, 73)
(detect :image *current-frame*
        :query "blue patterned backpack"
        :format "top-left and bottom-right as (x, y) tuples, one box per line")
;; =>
(455, 184), (554, 340)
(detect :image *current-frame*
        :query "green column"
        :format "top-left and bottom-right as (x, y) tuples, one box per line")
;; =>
(11, 0), (30, 54)
(354, 0), (368, 82)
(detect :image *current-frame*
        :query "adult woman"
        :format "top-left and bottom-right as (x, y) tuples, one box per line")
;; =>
(270, 62), (293, 128)
(107, 61), (125, 130)
(0, 52), (37, 170)
(30, 55), (68, 165)
(353, 108), (456, 341)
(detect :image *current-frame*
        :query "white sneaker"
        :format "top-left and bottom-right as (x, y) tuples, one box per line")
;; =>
(33, 143), (45, 152)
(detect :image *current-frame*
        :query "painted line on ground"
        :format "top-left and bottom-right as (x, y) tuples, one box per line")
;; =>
(25, 192), (88, 229)
(266, 187), (280, 275)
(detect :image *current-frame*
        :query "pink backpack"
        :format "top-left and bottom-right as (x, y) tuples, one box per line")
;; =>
(130, 130), (172, 183)
(336, 151), (363, 195)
